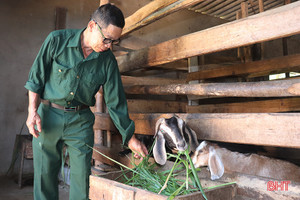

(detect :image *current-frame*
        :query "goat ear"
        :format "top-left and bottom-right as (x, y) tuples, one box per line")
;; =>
(154, 118), (165, 138)
(153, 131), (167, 165)
(208, 147), (224, 180)
(183, 123), (199, 151)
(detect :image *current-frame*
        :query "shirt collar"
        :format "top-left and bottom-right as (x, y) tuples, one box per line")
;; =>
(67, 28), (86, 48)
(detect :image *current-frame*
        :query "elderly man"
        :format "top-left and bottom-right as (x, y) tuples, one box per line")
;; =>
(25, 4), (148, 200)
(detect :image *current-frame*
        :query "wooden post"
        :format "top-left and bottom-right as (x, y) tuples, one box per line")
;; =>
(94, 88), (104, 170)
(258, 0), (265, 60)
(283, 0), (291, 78)
(236, 10), (242, 60)
(241, 2), (252, 63)
(55, 7), (67, 30)
(188, 56), (199, 106)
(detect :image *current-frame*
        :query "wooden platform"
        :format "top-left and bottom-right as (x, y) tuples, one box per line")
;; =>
(89, 162), (300, 200)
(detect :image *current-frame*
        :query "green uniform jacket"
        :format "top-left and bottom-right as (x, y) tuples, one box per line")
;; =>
(25, 28), (134, 145)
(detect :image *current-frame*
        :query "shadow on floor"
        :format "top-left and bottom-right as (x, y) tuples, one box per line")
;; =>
(0, 175), (69, 200)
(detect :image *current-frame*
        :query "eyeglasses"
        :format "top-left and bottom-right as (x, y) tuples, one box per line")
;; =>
(93, 20), (120, 45)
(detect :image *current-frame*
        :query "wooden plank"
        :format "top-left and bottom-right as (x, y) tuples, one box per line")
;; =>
(93, 113), (300, 148)
(89, 175), (136, 200)
(122, 0), (205, 36)
(124, 78), (300, 97)
(90, 174), (236, 200)
(127, 99), (187, 113)
(186, 97), (300, 113)
(187, 54), (300, 81)
(90, 175), (168, 200)
(121, 76), (185, 86)
(117, 2), (300, 72)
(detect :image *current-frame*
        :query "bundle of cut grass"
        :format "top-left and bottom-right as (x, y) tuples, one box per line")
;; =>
(88, 144), (235, 200)
(120, 149), (207, 199)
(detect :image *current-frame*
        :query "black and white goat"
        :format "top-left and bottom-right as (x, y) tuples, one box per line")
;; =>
(192, 141), (300, 182)
(153, 116), (199, 165)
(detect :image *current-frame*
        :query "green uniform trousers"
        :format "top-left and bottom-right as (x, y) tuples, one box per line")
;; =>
(32, 103), (95, 200)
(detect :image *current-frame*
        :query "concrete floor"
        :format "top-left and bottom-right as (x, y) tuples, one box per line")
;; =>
(0, 175), (69, 200)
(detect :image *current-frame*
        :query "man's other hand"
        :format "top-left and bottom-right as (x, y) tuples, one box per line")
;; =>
(26, 111), (42, 138)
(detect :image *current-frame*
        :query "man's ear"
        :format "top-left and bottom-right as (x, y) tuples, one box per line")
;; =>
(87, 20), (96, 32)
(208, 147), (224, 180)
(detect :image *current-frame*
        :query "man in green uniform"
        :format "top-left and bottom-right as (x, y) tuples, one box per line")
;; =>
(25, 4), (148, 200)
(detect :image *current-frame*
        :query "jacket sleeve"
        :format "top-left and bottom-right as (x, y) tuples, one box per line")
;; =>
(25, 33), (54, 96)
(103, 57), (135, 145)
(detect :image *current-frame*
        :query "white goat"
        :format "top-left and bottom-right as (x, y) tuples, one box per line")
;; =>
(192, 141), (300, 182)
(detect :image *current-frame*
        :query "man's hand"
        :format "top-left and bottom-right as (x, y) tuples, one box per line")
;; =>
(26, 91), (42, 138)
(26, 111), (41, 138)
(128, 134), (148, 160)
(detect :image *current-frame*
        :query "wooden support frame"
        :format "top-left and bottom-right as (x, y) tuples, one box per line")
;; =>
(117, 2), (300, 73)
(127, 99), (187, 113)
(186, 97), (300, 113)
(124, 78), (300, 97)
(121, 75), (185, 86)
(187, 54), (300, 81)
(94, 112), (300, 148)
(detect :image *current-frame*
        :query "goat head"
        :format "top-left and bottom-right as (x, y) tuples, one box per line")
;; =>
(153, 115), (199, 165)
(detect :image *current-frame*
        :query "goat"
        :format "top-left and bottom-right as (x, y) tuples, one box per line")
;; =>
(153, 115), (199, 165)
(192, 141), (300, 182)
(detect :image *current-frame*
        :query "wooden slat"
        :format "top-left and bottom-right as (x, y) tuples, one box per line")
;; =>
(117, 1), (300, 73)
(93, 113), (300, 148)
(122, 0), (205, 36)
(121, 76), (185, 86)
(124, 78), (300, 97)
(187, 54), (300, 81)
(127, 99), (187, 113)
(190, 0), (222, 12)
(186, 97), (300, 113)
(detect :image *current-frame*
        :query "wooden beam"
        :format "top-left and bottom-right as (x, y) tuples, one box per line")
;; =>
(93, 113), (300, 148)
(187, 54), (300, 81)
(117, 2), (300, 73)
(122, 0), (205, 36)
(186, 97), (300, 113)
(127, 99), (187, 113)
(124, 78), (300, 97)
(121, 76), (185, 86)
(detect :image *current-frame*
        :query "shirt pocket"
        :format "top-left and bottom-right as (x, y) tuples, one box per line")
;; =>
(51, 60), (73, 85)
(79, 68), (105, 99)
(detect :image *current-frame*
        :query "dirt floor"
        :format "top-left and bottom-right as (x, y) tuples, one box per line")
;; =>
(0, 175), (69, 200)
